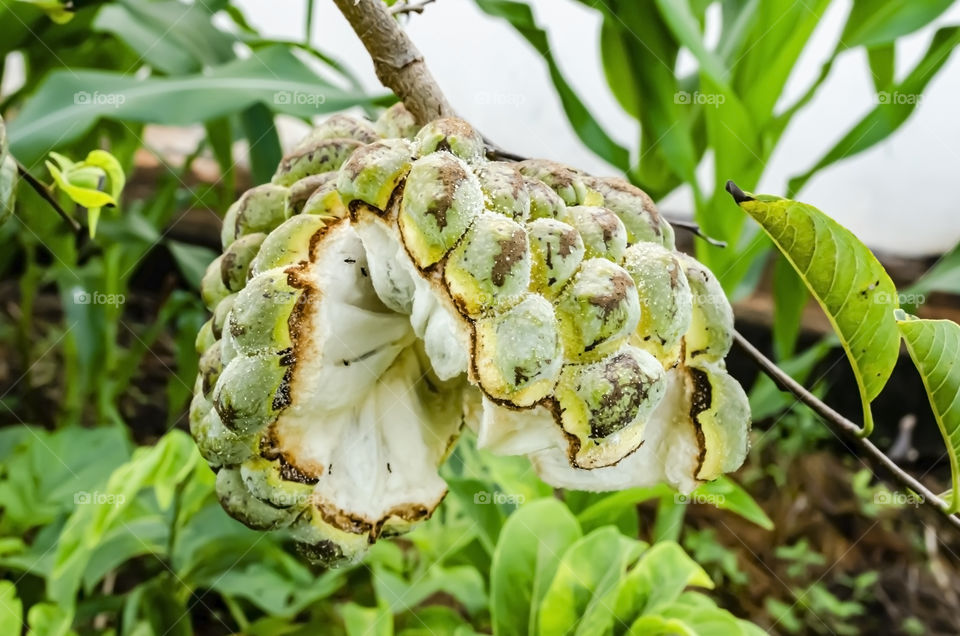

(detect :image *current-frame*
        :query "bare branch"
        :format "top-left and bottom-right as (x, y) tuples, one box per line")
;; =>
(733, 330), (960, 529)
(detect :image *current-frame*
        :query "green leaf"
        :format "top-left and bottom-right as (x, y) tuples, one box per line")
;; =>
(16, 0), (73, 24)
(26, 603), (76, 636)
(896, 313), (960, 513)
(0, 115), (16, 227)
(694, 477), (774, 530)
(772, 254), (809, 359)
(240, 103), (284, 186)
(93, 0), (236, 74)
(474, 0), (630, 171)
(167, 241), (217, 290)
(789, 26), (960, 196)
(903, 240), (960, 302)
(867, 44), (896, 91)
(840, 0), (954, 49)
(537, 527), (645, 636)
(45, 161), (114, 208)
(342, 603), (393, 636)
(0, 582), (22, 636)
(490, 498), (582, 636)
(614, 542), (712, 622)
(8, 46), (381, 165)
(727, 184), (901, 436)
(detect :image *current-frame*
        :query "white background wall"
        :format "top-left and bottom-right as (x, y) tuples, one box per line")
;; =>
(239, 0), (960, 257)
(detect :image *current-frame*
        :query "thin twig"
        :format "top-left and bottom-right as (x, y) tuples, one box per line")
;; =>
(390, 0), (436, 16)
(16, 161), (83, 234)
(733, 330), (960, 528)
(669, 219), (727, 247)
(332, 0), (960, 530)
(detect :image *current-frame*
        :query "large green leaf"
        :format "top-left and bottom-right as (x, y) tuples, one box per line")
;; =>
(789, 26), (960, 195)
(8, 46), (381, 165)
(613, 542), (713, 621)
(475, 0), (630, 171)
(490, 498), (582, 636)
(840, 0), (954, 49)
(728, 183), (900, 435)
(896, 313), (960, 512)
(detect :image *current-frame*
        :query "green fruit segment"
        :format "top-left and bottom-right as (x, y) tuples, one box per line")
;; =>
(526, 218), (584, 298)
(474, 295), (562, 406)
(444, 212), (531, 317)
(415, 117), (486, 164)
(525, 177), (567, 220)
(476, 161), (531, 221)
(375, 103), (419, 139)
(221, 184), (291, 248)
(555, 259), (640, 361)
(221, 233), (265, 292)
(687, 363), (750, 480)
(563, 205), (627, 262)
(398, 152), (482, 268)
(678, 253), (733, 363)
(517, 159), (587, 205)
(586, 176), (671, 247)
(337, 138), (414, 211)
(272, 138), (364, 186)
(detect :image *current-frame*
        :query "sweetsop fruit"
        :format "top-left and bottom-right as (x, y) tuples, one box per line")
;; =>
(191, 104), (750, 565)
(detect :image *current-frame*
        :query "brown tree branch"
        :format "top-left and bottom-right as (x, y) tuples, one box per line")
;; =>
(16, 161), (83, 235)
(331, 0), (453, 125)
(332, 0), (959, 528)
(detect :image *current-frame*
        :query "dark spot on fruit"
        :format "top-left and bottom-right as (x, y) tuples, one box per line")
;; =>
(491, 229), (527, 287)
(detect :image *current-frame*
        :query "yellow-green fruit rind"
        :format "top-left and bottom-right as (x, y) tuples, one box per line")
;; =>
(198, 340), (224, 396)
(294, 115), (379, 150)
(250, 215), (328, 276)
(375, 103), (419, 140)
(564, 206), (627, 262)
(621, 242), (692, 363)
(415, 117), (486, 164)
(474, 295), (562, 406)
(201, 256), (230, 311)
(586, 176), (671, 247)
(444, 213), (531, 317)
(190, 395), (257, 467)
(216, 467), (296, 530)
(239, 456), (314, 509)
(221, 233), (266, 292)
(212, 294), (237, 339)
(517, 159), (587, 205)
(555, 259), (641, 361)
(526, 218), (585, 298)
(227, 272), (302, 355)
(213, 353), (288, 435)
(288, 507), (370, 566)
(399, 152), (482, 268)
(476, 162), (531, 222)
(555, 345), (666, 467)
(289, 173), (336, 214)
(337, 138), (414, 211)
(678, 253), (733, 362)
(300, 176), (347, 219)
(221, 184), (291, 248)
(688, 363), (750, 480)
(195, 320), (216, 355)
(525, 177), (567, 220)
(272, 138), (364, 187)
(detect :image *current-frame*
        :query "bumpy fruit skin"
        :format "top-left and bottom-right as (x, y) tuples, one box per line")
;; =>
(193, 112), (750, 565)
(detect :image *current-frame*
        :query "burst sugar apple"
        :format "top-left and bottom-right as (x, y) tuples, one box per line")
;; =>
(192, 105), (750, 565)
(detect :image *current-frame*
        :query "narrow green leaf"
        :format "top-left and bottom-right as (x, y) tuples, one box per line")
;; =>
(240, 103), (283, 186)
(0, 581), (22, 635)
(867, 43), (896, 91)
(903, 240), (960, 301)
(896, 313), (960, 512)
(475, 0), (630, 171)
(789, 26), (960, 196)
(694, 477), (774, 530)
(8, 46), (380, 165)
(727, 183), (901, 436)
(342, 603), (392, 636)
(840, 0), (954, 49)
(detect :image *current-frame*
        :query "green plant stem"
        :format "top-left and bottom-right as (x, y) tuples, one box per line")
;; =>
(733, 330), (960, 529)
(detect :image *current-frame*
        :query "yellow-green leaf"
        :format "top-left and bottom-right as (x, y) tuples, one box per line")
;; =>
(83, 149), (126, 201)
(896, 312), (960, 513)
(46, 162), (114, 209)
(727, 182), (900, 436)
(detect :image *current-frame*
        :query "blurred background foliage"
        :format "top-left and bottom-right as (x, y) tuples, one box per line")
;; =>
(1, 0), (960, 634)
